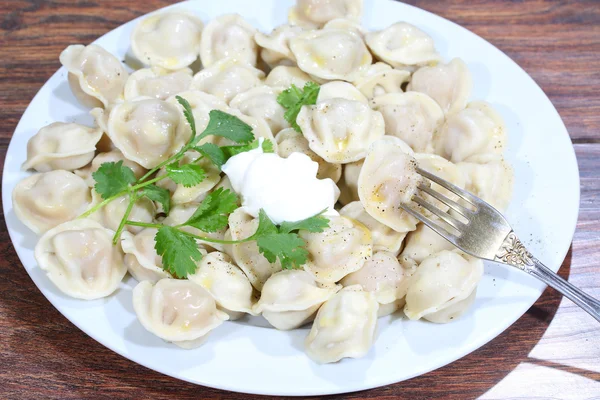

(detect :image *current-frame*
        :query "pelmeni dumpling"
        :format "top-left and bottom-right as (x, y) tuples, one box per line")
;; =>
(121, 229), (172, 283)
(408, 58), (472, 115)
(200, 14), (258, 68)
(289, 0), (363, 27)
(357, 137), (422, 233)
(228, 209), (282, 291)
(324, 18), (367, 36)
(316, 80), (368, 103)
(337, 160), (362, 205)
(105, 98), (190, 169)
(253, 270), (340, 330)
(13, 171), (91, 234)
(305, 285), (378, 364)
(300, 215), (372, 284)
(22, 122), (102, 172)
(415, 153), (466, 211)
(457, 157), (514, 212)
(275, 128), (342, 182)
(162, 203), (227, 251)
(370, 92), (444, 153)
(75, 150), (147, 187)
(89, 190), (155, 234)
(365, 22), (440, 67)
(290, 29), (372, 82)
(230, 86), (290, 134)
(433, 101), (506, 163)
(131, 11), (203, 70)
(401, 223), (456, 264)
(341, 252), (416, 316)
(264, 66), (311, 88)
(340, 201), (406, 254)
(404, 250), (483, 322)
(255, 24), (304, 68)
(296, 96), (385, 163)
(192, 58), (265, 103)
(124, 67), (193, 100)
(133, 279), (229, 348)
(188, 252), (256, 320)
(353, 63), (410, 100)
(60, 44), (129, 108)
(35, 219), (126, 299)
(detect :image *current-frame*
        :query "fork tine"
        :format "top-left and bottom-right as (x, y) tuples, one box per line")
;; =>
(412, 196), (467, 231)
(399, 203), (460, 247)
(417, 183), (472, 218)
(417, 167), (480, 206)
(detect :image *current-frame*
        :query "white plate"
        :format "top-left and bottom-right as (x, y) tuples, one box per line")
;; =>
(2, 0), (580, 396)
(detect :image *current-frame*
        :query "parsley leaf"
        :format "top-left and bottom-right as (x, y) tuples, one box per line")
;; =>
(166, 162), (205, 188)
(92, 161), (136, 199)
(257, 233), (309, 270)
(194, 110), (255, 145)
(279, 210), (330, 234)
(183, 188), (239, 232)
(154, 226), (203, 278)
(221, 138), (275, 160)
(193, 143), (226, 169)
(139, 184), (171, 215)
(176, 96), (197, 140)
(277, 82), (320, 132)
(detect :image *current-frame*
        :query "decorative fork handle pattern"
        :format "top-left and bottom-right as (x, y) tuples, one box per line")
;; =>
(495, 231), (600, 322)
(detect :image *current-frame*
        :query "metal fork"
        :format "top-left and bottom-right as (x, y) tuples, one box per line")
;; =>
(400, 167), (600, 322)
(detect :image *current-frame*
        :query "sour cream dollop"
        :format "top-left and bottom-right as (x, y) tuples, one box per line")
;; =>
(222, 146), (340, 224)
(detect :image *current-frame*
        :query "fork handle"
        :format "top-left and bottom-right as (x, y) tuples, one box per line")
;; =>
(495, 232), (600, 322)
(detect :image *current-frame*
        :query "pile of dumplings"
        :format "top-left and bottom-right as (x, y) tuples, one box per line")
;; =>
(11, 0), (514, 364)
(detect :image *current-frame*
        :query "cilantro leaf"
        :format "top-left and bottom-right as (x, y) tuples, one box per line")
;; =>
(253, 209), (279, 237)
(139, 184), (171, 215)
(166, 162), (205, 188)
(176, 96), (197, 140)
(183, 188), (239, 232)
(154, 226), (203, 278)
(220, 138), (275, 160)
(195, 110), (255, 145)
(279, 211), (330, 234)
(193, 143), (226, 169)
(277, 82), (320, 132)
(256, 232), (309, 270)
(92, 161), (136, 199)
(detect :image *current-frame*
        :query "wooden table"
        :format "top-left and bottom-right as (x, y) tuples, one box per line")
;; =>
(1, 1), (598, 398)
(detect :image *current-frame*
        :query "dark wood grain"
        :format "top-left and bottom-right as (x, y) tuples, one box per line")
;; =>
(1, 1), (599, 399)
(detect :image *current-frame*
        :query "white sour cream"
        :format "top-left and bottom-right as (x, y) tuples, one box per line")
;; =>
(222, 147), (340, 224)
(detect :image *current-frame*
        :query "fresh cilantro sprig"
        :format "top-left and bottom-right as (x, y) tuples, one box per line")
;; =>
(277, 82), (320, 132)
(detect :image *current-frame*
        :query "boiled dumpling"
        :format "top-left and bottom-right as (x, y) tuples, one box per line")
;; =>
(404, 250), (483, 322)
(415, 153), (466, 212)
(305, 285), (378, 363)
(253, 270), (339, 330)
(22, 122), (102, 172)
(275, 128), (342, 182)
(255, 24), (304, 68)
(60, 44), (129, 108)
(370, 92), (444, 153)
(75, 150), (147, 187)
(323, 18), (366, 36)
(401, 223), (456, 264)
(433, 101), (506, 163)
(339, 201), (406, 254)
(264, 65), (311, 88)
(89, 190), (155, 234)
(353, 63), (410, 100)
(316, 80), (368, 103)
(133, 278), (229, 348)
(124, 67), (193, 100)
(357, 137), (422, 233)
(131, 11), (203, 70)
(34, 219), (126, 299)
(300, 215), (372, 284)
(408, 58), (472, 115)
(290, 29), (371, 82)
(337, 159), (362, 205)
(13, 170), (91, 234)
(228, 209), (282, 291)
(105, 98), (191, 169)
(121, 229), (172, 283)
(341, 252), (416, 316)
(192, 58), (265, 103)
(289, 0), (363, 27)
(230, 86), (290, 134)
(365, 22), (441, 67)
(188, 252), (256, 320)
(457, 156), (514, 212)
(200, 14), (258, 67)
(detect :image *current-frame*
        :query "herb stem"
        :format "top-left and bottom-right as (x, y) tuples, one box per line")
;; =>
(130, 175), (169, 191)
(112, 193), (137, 244)
(124, 221), (163, 229)
(78, 191), (126, 219)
